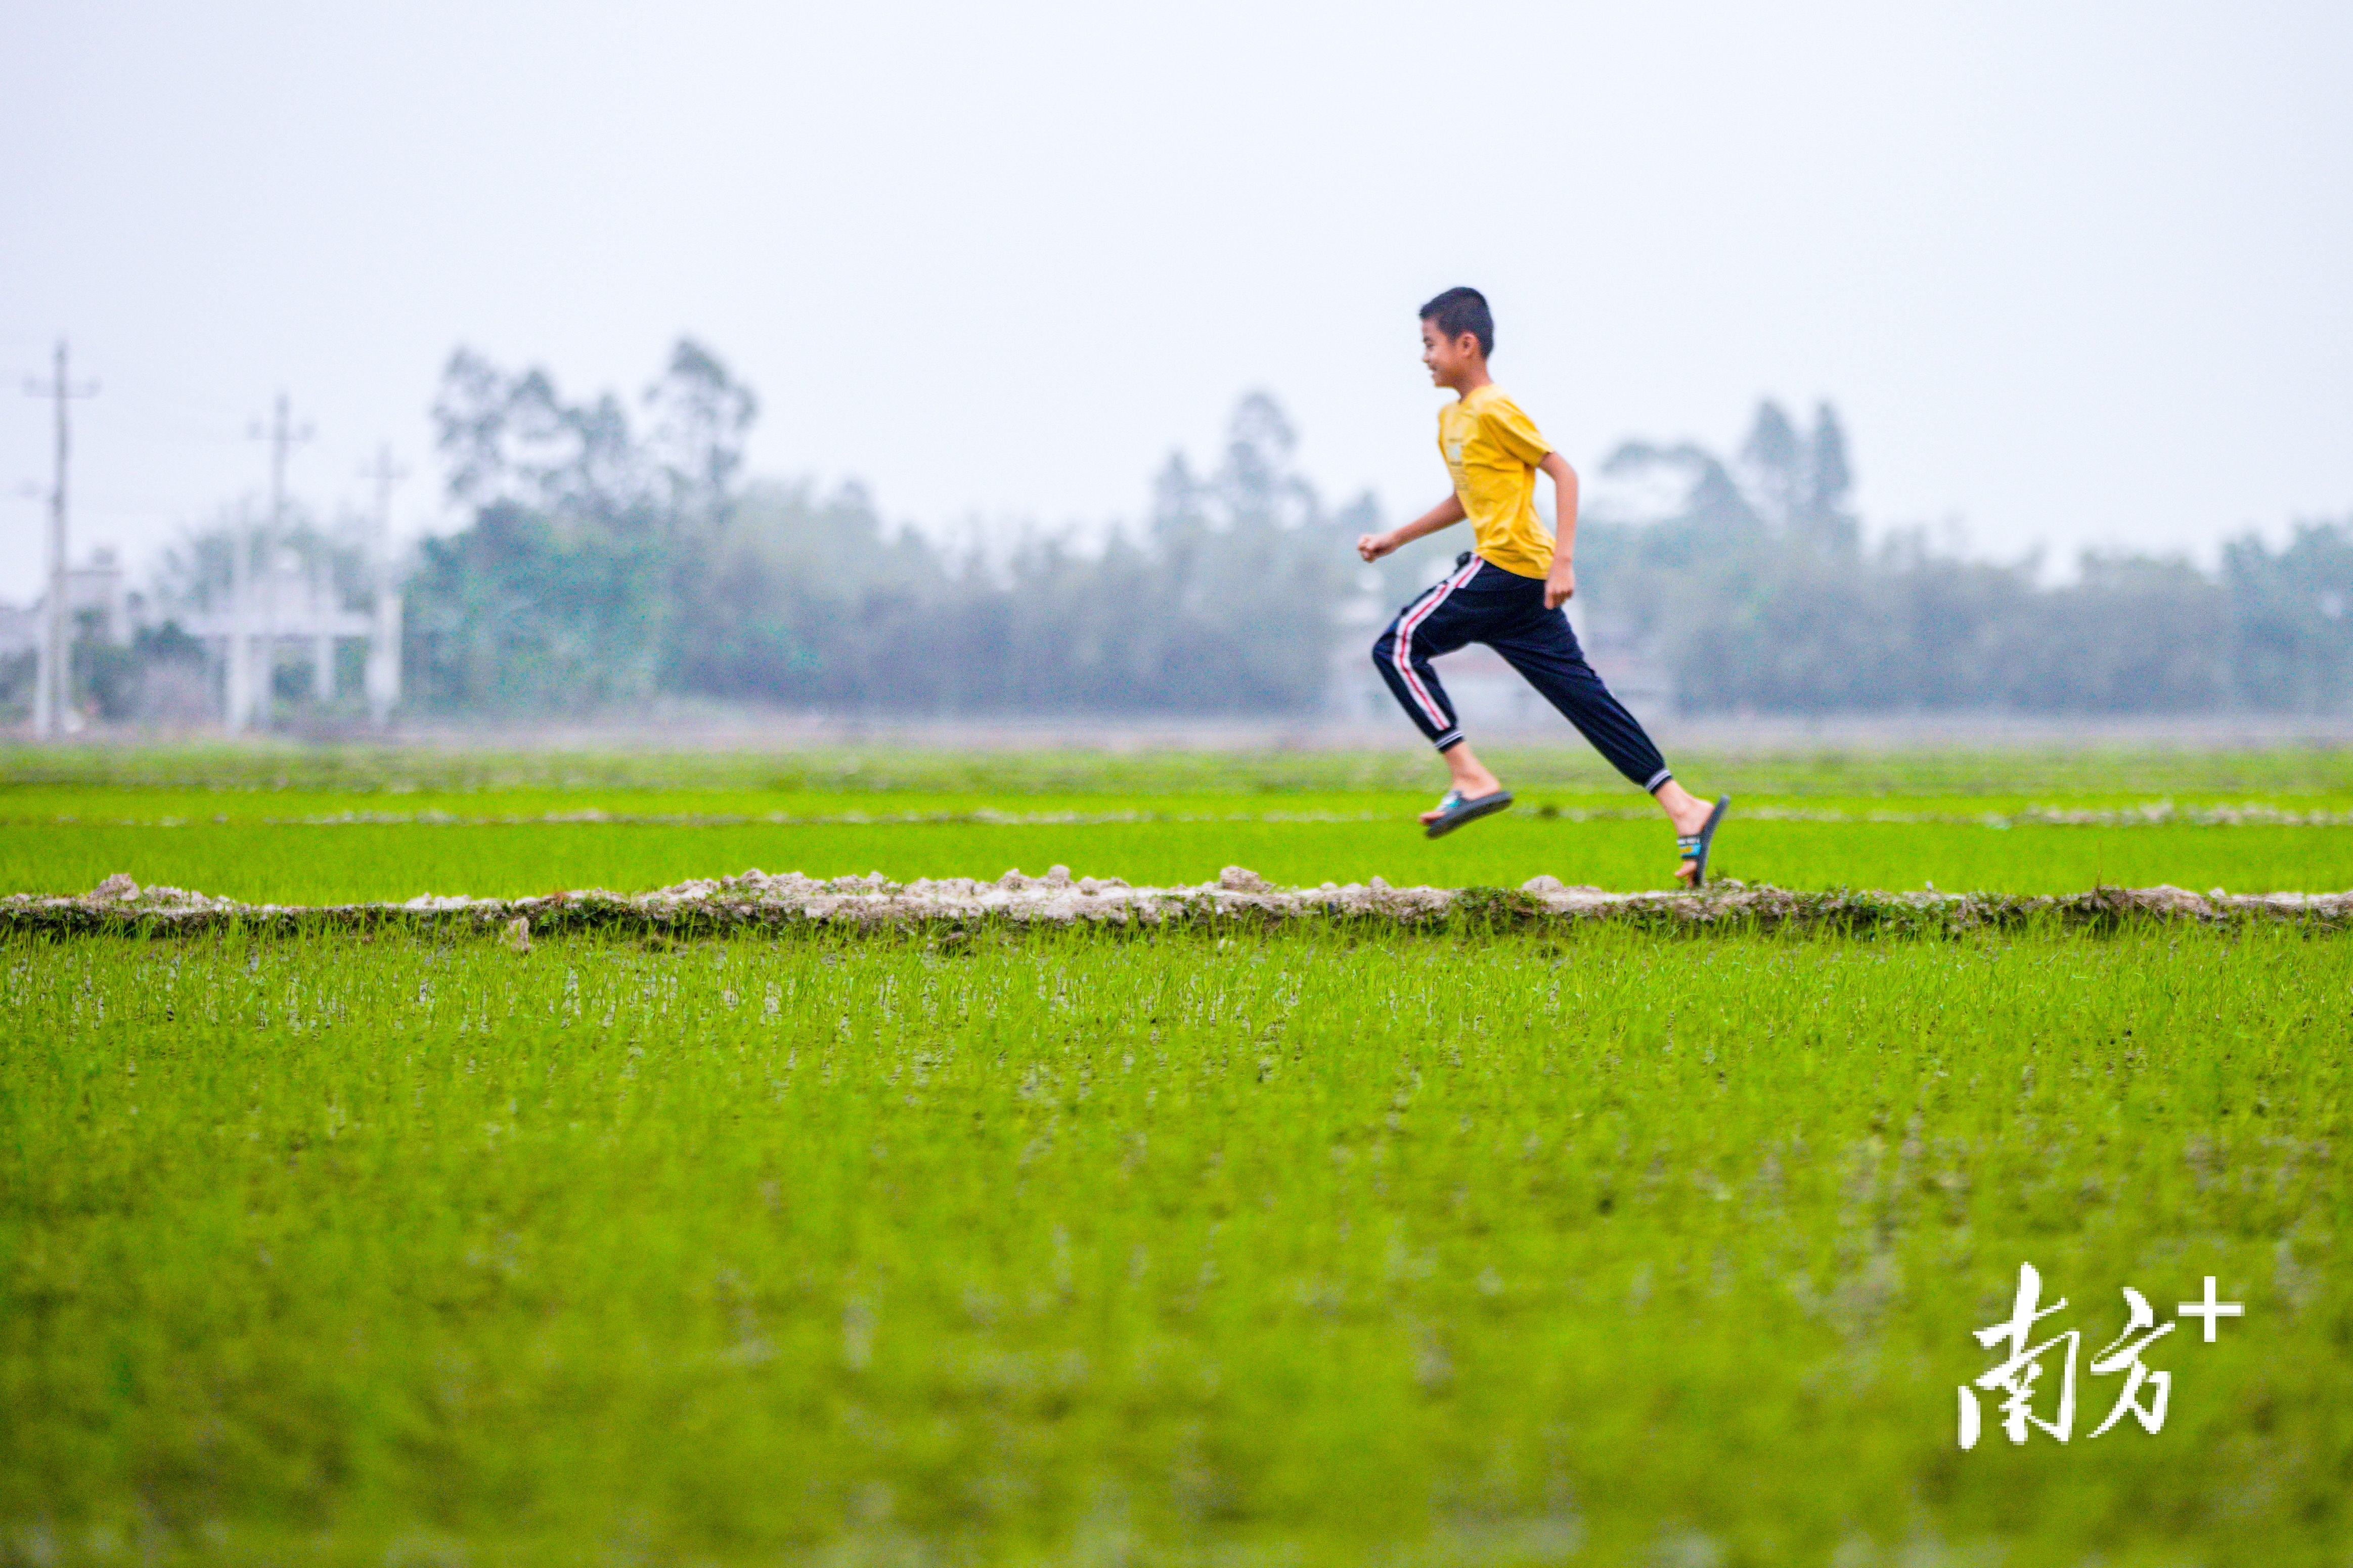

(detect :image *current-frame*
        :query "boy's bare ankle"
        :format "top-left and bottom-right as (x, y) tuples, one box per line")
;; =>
(1439, 743), (1502, 799)
(1447, 764), (1503, 798)
(1654, 783), (1713, 835)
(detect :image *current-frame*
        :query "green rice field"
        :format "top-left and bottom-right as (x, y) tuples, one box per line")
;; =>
(7, 741), (2353, 902)
(5, 744), (2352, 1564)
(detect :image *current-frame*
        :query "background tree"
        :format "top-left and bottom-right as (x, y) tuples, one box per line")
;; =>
(2224, 519), (2353, 712)
(1800, 402), (1859, 557)
(406, 347), (1364, 716)
(1575, 399), (2349, 715)
(382, 355), (2353, 720)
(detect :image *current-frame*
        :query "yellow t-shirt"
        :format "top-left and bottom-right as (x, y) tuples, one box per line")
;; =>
(1437, 383), (1555, 579)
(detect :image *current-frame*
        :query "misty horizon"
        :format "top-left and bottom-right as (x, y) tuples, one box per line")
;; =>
(5, 347), (2325, 604)
(6, 2), (2349, 606)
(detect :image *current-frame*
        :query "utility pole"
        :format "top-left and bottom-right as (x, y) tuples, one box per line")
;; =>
(22, 341), (100, 740)
(234, 393), (312, 732)
(358, 444), (408, 728)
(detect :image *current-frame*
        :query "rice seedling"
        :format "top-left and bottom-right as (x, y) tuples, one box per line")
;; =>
(4, 920), (2346, 1564)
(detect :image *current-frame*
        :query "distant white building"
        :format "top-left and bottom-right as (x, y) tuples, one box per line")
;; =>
(2, 548), (132, 657)
(10, 544), (403, 731)
(66, 549), (134, 645)
(170, 546), (403, 730)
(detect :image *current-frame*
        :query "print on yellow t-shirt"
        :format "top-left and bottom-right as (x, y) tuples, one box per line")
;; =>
(1437, 383), (1555, 579)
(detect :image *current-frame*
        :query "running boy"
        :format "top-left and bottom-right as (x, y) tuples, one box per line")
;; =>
(1359, 287), (1730, 885)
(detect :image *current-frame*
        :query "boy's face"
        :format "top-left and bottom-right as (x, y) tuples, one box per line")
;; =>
(1420, 318), (1481, 388)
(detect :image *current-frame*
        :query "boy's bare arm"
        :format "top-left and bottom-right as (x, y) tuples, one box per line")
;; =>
(1538, 452), (1578, 609)
(1357, 494), (1467, 562)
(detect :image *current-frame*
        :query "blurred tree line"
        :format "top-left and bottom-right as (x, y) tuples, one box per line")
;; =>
(405, 352), (2353, 717)
(1577, 402), (2353, 714)
(402, 342), (1368, 715)
(38, 343), (2343, 725)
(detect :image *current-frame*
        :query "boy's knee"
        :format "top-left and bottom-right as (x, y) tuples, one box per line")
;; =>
(1370, 629), (1398, 666)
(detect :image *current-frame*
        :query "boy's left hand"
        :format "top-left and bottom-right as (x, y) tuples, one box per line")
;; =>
(1544, 562), (1576, 609)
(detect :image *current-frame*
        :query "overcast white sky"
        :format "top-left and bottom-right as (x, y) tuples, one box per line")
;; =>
(4, 0), (2348, 602)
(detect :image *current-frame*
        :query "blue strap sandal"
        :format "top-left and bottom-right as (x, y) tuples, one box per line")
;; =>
(1675, 796), (1732, 887)
(1423, 787), (1515, 839)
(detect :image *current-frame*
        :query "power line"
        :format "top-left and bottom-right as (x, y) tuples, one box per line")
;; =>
(21, 341), (100, 740)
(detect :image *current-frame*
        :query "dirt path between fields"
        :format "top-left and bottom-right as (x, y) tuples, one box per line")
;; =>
(6, 867), (2347, 937)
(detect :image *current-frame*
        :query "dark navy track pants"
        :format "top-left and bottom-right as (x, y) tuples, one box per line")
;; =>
(1371, 554), (1673, 792)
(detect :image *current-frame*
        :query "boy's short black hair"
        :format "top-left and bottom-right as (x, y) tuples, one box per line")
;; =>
(1419, 287), (1493, 357)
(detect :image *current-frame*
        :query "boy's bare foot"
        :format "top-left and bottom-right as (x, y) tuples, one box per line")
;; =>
(1422, 743), (1505, 823)
(1650, 780), (1725, 885)
(1670, 796), (1732, 887)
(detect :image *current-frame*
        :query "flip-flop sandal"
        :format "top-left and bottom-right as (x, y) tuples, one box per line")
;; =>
(1675, 796), (1732, 887)
(1423, 787), (1514, 839)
